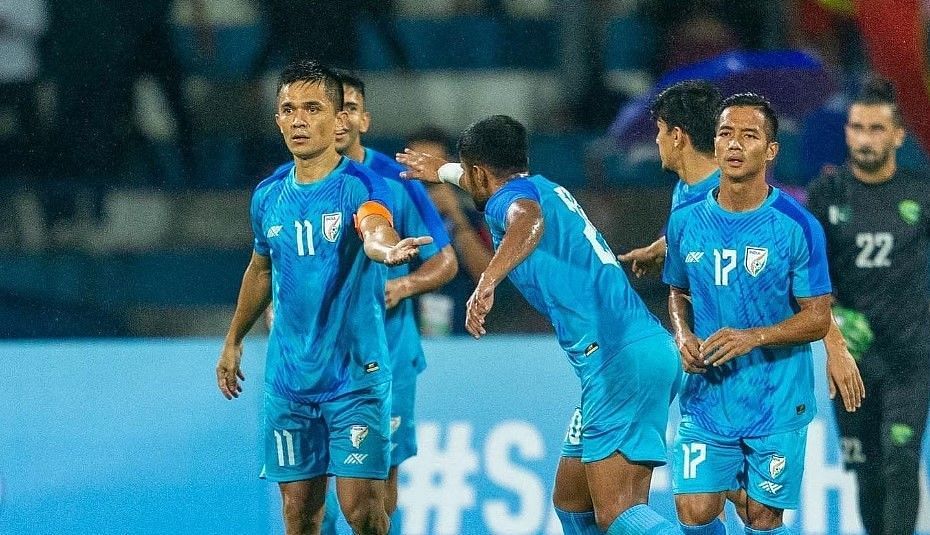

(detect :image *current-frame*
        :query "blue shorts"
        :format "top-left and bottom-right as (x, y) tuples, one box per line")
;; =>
(261, 381), (392, 482)
(390, 380), (417, 467)
(672, 421), (808, 509)
(561, 333), (681, 464)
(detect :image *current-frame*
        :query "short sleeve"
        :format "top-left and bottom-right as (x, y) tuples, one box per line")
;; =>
(348, 168), (395, 217)
(790, 214), (832, 298)
(484, 179), (541, 229)
(251, 187), (270, 256)
(661, 210), (689, 289)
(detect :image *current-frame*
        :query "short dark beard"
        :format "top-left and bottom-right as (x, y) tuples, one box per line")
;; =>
(850, 147), (890, 173)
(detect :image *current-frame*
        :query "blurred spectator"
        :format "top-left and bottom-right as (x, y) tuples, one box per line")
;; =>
(784, 0), (867, 83)
(0, 0), (47, 179)
(253, 0), (407, 74)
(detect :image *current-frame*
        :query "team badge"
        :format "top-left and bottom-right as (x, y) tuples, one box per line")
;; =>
(322, 212), (342, 242)
(769, 454), (786, 479)
(899, 200), (921, 226)
(390, 416), (402, 435)
(350, 425), (369, 449)
(744, 247), (768, 277)
(828, 205), (851, 225)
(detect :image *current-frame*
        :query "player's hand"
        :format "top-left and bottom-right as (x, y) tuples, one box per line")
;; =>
(385, 236), (433, 266)
(396, 148), (446, 183)
(701, 328), (762, 367)
(466, 278), (496, 339)
(676, 331), (706, 373)
(826, 345), (865, 412)
(384, 277), (412, 309)
(618, 245), (665, 278)
(216, 343), (245, 400)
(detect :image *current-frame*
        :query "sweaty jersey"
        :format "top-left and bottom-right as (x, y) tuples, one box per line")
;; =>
(807, 166), (930, 370)
(251, 158), (393, 403)
(483, 175), (669, 381)
(363, 148), (450, 385)
(663, 187), (832, 437)
(670, 169), (721, 211)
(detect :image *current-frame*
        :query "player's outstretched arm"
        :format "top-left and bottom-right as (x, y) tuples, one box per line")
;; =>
(217, 251), (272, 400)
(396, 148), (449, 184)
(466, 199), (544, 338)
(385, 246), (457, 309)
(702, 294), (832, 367)
(618, 236), (667, 278)
(358, 212), (433, 266)
(824, 315), (865, 412)
(669, 286), (705, 373)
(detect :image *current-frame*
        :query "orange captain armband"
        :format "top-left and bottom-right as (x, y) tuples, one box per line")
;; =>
(353, 201), (394, 237)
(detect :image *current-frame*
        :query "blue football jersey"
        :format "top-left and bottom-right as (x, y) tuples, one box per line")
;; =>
(670, 169), (721, 211)
(484, 175), (669, 380)
(251, 158), (394, 403)
(363, 148), (450, 385)
(663, 187), (832, 437)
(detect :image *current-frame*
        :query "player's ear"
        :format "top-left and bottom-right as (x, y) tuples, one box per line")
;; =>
(274, 112), (284, 134)
(672, 126), (684, 148)
(893, 124), (905, 148)
(766, 141), (779, 162)
(360, 111), (371, 135)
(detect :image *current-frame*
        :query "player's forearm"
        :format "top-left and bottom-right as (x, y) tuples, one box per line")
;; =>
(822, 315), (849, 356)
(451, 218), (493, 282)
(362, 224), (402, 264)
(752, 297), (832, 347)
(480, 203), (544, 288)
(668, 288), (695, 341)
(650, 236), (668, 257)
(397, 246), (458, 296)
(224, 257), (272, 347)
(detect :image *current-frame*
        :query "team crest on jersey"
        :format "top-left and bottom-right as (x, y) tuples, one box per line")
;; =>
(350, 425), (369, 449)
(899, 199), (921, 226)
(769, 454), (786, 479)
(744, 247), (768, 277)
(322, 212), (342, 242)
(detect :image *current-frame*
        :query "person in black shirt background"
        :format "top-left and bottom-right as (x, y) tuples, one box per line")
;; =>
(807, 77), (930, 535)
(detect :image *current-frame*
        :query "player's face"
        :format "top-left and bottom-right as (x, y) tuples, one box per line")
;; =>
(714, 106), (778, 182)
(845, 103), (904, 173)
(334, 85), (370, 154)
(275, 81), (346, 160)
(655, 119), (679, 172)
(460, 158), (493, 203)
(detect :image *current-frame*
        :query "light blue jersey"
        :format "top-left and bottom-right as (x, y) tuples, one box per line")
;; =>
(484, 175), (668, 378)
(251, 158), (393, 403)
(663, 187), (832, 437)
(363, 148), (450, 385)
(670, 169), (720, 211)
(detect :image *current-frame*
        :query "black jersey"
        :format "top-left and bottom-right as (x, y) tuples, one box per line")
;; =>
(807, 165), (930, 360)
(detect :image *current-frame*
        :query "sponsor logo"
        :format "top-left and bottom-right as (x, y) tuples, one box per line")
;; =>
(769, 454), (786, 479)
(365, 362), (380, 374)
(744, 247), (768, 276)
(344, 453), (369, 465)
(583, 342), (599, 357)
(350, 425), (369, 449)
(685, 251), (705, 263)
(759, 481), (783, 494)
(266, 225), (283, 238)
(322, 212), (342, 242)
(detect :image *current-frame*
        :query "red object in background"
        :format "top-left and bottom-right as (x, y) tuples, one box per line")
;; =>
(856, 0), (930, 153)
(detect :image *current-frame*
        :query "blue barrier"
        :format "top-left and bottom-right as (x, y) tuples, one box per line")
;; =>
(0, 337), (927, 534)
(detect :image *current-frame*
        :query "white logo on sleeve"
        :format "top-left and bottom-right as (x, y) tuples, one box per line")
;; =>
(744, 246), (769, 276)
(769, 454), (786, 478)
(322, 212), (343, 242)
(266, 225), (283, 238)
(350, 425), (369, 449)
(685, 251), (705, 263)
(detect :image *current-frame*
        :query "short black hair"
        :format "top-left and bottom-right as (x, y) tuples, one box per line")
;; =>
(337, 70), (366, 101)
(718, 92), (779, 141)
(276, 59), (344, 111)
(457, 115), (529, 175)
(852, 76), (904, 126)
(650, 80), (723, 154)
(406, 125), (451, 150)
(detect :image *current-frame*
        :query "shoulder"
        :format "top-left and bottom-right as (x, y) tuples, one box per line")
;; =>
(771, 190), (824, 239)
(253, 164), (290, 200)
(486, 176), (542, 223)
(808, 164), (849, 194)
(342, 159), (390, 191)
(365, 148), (406, 179)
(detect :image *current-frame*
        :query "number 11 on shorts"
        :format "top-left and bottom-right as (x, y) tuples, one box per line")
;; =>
(682, 442), (706, 479)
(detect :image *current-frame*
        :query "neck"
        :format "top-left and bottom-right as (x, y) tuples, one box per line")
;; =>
(718, 173), (770, 212)
(344, 142), (366, 164)
(677, 151), (719, 185)
(850, 157), (897, 185)
(293, 148), (342, 184)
